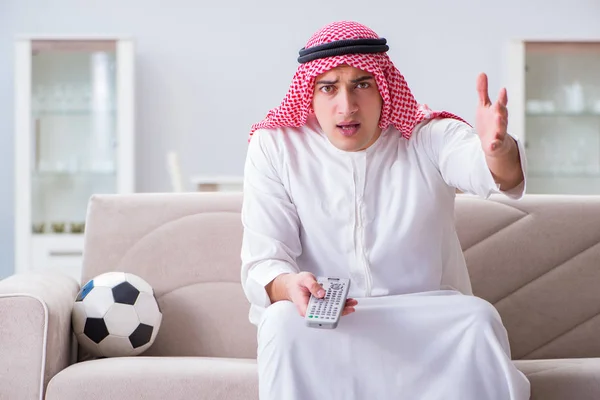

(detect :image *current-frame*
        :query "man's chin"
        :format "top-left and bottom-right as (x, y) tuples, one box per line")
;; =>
(331, 137), (364, 152)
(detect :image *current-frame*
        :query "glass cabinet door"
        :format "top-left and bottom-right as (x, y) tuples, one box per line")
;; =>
(30, 40), (118, 235)
(14, 37), (133, 278)
(523, 42), (600, 194)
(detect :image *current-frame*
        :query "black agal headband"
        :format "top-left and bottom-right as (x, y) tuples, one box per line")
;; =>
(297, 38), (389, 64)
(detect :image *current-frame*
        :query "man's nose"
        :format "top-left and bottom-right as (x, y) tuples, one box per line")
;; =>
(337, 89), (358, 116)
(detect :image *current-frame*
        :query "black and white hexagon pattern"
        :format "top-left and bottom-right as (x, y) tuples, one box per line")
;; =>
(72, 272), (162, 358)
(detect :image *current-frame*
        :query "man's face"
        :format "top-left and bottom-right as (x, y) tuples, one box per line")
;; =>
(312, 65), (383, 152)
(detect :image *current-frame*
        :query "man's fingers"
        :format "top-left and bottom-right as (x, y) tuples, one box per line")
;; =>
(498, 87), (508, 107)
(345, 298), (358, 306)
(341, 306), (356, 316)
(490, 138), (505, 152)
(306, 279), (325, 298)
(477, 72), (492, 107)
(298, 273), (323, 298)
(296, 303), (307, 317)
(495, 102), (508, 119)
(341, 298), (358, 316)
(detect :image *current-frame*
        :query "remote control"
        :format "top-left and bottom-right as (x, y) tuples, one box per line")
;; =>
(305, 277), (350, 329)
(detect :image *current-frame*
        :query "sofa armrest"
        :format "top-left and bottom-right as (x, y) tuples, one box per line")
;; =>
(0, 272), (80, 400)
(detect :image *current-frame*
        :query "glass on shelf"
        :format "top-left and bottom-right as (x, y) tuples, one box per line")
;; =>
(526, 118), (600, 175)
(30, 40), (120, 228)
(31, 221), (86, 235)
(32, 82), (114, 116)
(525, 42), (600, 116)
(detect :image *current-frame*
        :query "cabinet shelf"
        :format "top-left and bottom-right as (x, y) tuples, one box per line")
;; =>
(32, 169), (116, 177)
(34, 110), (117, 117)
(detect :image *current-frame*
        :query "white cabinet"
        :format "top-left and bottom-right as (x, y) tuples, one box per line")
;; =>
(507, 40), (600, 194)
(14, 37), (135, 282)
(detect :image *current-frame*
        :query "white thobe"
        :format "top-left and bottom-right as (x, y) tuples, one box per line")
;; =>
(240, 114), (531, 400)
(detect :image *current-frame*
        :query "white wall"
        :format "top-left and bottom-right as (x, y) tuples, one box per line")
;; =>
(1, 0), (600, 278)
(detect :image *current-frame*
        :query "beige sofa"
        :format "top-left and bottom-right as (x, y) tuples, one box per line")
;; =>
(2, 192), (600, 400)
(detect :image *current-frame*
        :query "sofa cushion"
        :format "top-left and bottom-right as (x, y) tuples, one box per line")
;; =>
(45, 357), (258, 400)
(515, 358), (600, 400)
(45, 356), (600, 400)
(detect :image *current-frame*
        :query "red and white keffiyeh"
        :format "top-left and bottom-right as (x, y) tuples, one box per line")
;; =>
(249, 21), (467, 141)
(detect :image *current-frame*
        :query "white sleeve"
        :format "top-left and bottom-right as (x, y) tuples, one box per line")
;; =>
(415, 118), (527, 199)
(240, 130), (300, 312)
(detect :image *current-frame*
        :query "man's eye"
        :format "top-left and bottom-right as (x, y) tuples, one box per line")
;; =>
(356, 82), (370, 89)
(320, 85), (334, 93)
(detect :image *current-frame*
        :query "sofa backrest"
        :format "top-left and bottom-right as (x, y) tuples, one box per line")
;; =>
(81, 192), (600, 360)
(81, 192), (255, 359)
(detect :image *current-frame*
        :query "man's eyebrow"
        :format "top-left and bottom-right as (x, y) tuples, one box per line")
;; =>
(315, 78), (339, 85)
(351, 76), (373, 83)
(315, 76), (374, 85)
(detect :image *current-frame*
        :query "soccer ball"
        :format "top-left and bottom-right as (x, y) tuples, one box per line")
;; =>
(72, 272), (163, 357)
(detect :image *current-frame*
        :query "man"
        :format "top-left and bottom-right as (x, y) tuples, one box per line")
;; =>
(241, 20), (530, 400)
